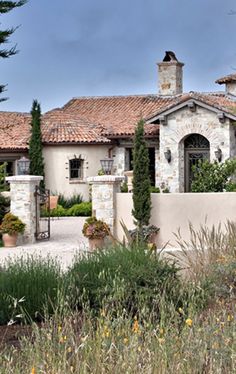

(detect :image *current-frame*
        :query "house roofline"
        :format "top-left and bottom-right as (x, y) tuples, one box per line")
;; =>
(146, 98), (236, 123)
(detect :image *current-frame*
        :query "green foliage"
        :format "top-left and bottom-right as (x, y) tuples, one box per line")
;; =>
(120, 181), (128, 193)
(58, 193), (83, 209)
(68, 245), (180, 319)
(48, 204), (67, 217)
(0, 212), (25, 234)
(0, 255), (62, 325)
(0, 194), (9, 224)
(191, 159), (236, 192)
(82, 216), (110, 239)
(0, 162), (7, 191)
(29, 100), (45, 190)
(150, 186), (160, 193)
(132, 120), (151, 229)
(0, 1), (27, 100)
(67, 202), (92, 216)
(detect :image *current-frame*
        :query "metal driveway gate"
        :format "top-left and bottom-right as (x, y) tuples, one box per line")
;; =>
(35, 186), (50, 240)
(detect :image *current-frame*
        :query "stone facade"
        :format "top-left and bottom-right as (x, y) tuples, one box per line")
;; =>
(157, 105), (236, 192)
(113, 146), (125, 176)
(6, 175), (43, 244)
(87, 175), (124, 234)
(158, 61), (184, 95)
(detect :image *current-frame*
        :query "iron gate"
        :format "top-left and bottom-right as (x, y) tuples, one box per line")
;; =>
(35, 186), (50, 240)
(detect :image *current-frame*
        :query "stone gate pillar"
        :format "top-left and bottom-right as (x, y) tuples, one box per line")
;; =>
(6, 175), (43, 245)
(87, 175), (124, 235)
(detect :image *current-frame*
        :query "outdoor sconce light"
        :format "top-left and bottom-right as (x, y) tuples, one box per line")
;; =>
(100, 158), (114, 175)
(164, 149), (171, 163)
(215, 147), (222, 162)
(17, 156), (30, 175)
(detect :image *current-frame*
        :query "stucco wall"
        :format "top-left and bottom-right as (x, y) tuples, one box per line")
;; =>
(43, 145), (110, 200)
(115, 192), (236, 248)
(158, 106), (231, 192)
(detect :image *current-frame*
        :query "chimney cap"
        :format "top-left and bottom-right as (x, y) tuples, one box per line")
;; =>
(163, 51), (179, 62)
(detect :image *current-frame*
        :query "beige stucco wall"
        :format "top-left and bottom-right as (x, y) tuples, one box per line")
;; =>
(115, 192), (236, 248)
(43, 145), (110, 200)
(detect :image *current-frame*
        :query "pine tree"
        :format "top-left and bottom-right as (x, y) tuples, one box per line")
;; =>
(132, 119), (151, 230)
(29, 100), (45, 190)
(0, 1), (27, 100)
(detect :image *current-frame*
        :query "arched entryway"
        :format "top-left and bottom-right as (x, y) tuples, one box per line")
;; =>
(184, 133), (210, 192)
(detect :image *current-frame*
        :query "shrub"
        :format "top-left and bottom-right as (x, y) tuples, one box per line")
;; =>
(121, 182), (128, 193)
(49, 204), (67, 217)
(67, 245), (181, 320)
(0, 194), (9, 224)
(150, 186), (160, 193)
(0, 256), (62, 325)
(67, 202), (92, 216)
(58, 193), (83, 209)
(191, 159), (236, 192)
(0, 212), (25, 234)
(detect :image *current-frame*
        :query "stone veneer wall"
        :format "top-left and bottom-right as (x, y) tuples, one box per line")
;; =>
(113, 147), (125, 176)
(87, 175), (124, 234)
(6, 175), (43, 244)
(157, 106), (231, 192)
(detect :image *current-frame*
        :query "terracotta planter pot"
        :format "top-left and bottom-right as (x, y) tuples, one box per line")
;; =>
(89, 237), (105, 251)
(2, 233), (18, 247)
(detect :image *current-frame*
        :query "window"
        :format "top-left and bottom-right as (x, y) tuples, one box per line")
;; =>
(69, 158), (83, 180)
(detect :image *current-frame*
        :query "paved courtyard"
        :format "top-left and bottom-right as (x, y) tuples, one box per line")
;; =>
(0, 217), (88, 270)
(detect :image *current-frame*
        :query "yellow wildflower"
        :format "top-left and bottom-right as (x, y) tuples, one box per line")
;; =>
(31, 368), (36, 374)
(185, 318), (193, 327)
(227, 314), (234, 322)
(123, 337), (128, 344)
(132, 319), (140, 334)
(178, 307), (184, 315)
(58, 325), (62, 333)
(158, 337), (165, 344)
(67, 347), (72, 353)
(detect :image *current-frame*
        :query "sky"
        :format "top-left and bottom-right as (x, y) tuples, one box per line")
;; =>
(1, 0), (236, 113)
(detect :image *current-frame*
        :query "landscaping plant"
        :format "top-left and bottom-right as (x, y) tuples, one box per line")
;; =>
(191, 158), (236, 192)
(29, 100), (45, 190)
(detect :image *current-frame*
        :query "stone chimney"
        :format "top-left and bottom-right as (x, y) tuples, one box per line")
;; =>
(216, 74), (236, 96)
(157, 51), (184, 96)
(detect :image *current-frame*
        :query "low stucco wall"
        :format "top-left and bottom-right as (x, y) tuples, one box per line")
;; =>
(115, 193), (236, 248)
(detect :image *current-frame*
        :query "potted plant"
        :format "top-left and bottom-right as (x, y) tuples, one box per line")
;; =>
(82, 216), (110, 250)
(129, 225), (160, 249)
(0, 212), (26, 247)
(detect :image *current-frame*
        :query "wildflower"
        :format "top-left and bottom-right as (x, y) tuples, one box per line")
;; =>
(59, 335), (67, 344)
(227, 314), (234, 322)
(159, 327), (165, 336)
(123, 337), (128, 344)
(138, 346), (142, 352)
(31, 368), (36, 374)
(58, 325), (62, 332)
(132, 319), (140, 334)
(158, 338), (165, 344)
(185, 318), (193, 327)
(67, 347), (72, 353)
(178, 307), (184, 315)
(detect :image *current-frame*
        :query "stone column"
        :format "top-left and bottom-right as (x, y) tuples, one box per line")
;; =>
(6, 175), (43, 244)
(87, 175), (124, 235)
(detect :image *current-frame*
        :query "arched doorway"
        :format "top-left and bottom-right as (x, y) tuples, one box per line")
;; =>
(184, 133), (210, 192)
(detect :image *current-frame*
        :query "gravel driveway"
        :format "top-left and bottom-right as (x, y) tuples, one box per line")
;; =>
(0, 217), (88, 270)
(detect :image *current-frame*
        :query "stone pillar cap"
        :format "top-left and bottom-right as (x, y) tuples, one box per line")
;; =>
(87, 175), (125, 183)
(6, 175), (44, 182)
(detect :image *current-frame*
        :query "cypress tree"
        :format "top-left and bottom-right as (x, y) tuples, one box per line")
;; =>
(0, 1), (27, 101)
(29, 100), (45, 190)
(132, 119), (151, 230)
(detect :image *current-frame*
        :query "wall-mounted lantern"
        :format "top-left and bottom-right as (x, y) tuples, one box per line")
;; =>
(100, 158), (114, 175)
(164, 149), (171, 163)
(17, 156), (30, 175)
(215, 147), (222, 162)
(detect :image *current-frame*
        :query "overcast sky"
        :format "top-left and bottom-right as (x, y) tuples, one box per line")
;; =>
(1, 0), (236, 113)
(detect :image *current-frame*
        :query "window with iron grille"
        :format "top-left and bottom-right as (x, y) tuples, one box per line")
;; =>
(69, 158), (83, 179)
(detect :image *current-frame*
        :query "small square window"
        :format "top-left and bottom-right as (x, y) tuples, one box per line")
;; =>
(69, 158), (83, 179)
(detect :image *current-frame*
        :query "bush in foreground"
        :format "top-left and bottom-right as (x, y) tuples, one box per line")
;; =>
(0, 256), (62, 325)
(67, 245), (181, 320)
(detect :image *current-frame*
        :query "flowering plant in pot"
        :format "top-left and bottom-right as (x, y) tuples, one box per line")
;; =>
(0, 212), (26, 247)
(82, 216), (110, 250)
(129, 225), (160, 249)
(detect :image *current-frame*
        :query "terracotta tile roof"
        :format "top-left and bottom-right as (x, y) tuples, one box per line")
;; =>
(42, 110), (111, 144)
(1, 91), (236, 149)
(216, 74), (236, 84)
(0, 111), (30, 150)
(62, 95), (182, 136)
